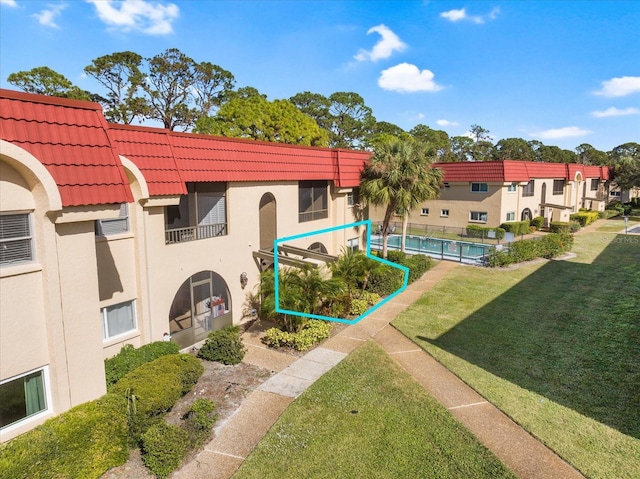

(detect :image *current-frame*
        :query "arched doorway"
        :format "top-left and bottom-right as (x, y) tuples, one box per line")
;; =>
(168, 271), (232, 349)
(521, 208), (532, 221)
(259, 193), (277, 251)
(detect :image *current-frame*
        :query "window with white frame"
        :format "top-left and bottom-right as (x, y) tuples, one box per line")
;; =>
(0, 213), (33, 266)
(470, 211), (488, 223)
(299, 180), (328, 222)
(552, 180), (564, 195)
(440, 209), (449, 217)
(507, 182), (517, 193)
(471, 182), (488, 193)
(506, 211), (515, 221)
(590, 179), (599, 191)
(96, 203), (129, 236)
(420, 208), (429, 216)
(0, 368), (48, 429)
(347, 187), (360, 207)
(610, 190), (621, 197)
(101, 300), (137, 340)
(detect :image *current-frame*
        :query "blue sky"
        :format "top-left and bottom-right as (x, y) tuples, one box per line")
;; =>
(1, 0), (638, 152)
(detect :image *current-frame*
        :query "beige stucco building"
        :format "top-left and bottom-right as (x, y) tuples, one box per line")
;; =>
(371, 160), (611, 230)
(0, 89), (369, 441)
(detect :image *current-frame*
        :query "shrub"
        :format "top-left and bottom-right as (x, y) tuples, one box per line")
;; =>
(570, 210), (600, 226)
(466, 224), (506, 240)
(197, 326), (246, 365)
(110, 354), (203, 444)
(367, 264), (404, 296)
(385, 250), (407, 263)
(105, 341), (179, 387)
(0, 393), (128, 479)
(500, 220), (531, 236)
(530, 216), (545, 229)
(550, 221), (571, 233)
(263, 319), (332, 351)
(539, 232), (574, 258)
(141, 422), (189, 479)
(183, 398), (218, 447)
(486, 233), (574, 267)
(599, 209), (620, 219)
(403, 254), (433, 283)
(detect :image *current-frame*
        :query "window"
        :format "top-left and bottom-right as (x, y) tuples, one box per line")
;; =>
(522, 180), (535, 197)
(96, 203), (129, 236)
(443, 182), (450, 189)
(347, 188), (360, 207)
(553, 180), (564, 195)
(0, 213), (33, 266)
(299, 180), (328, 222)
(165, 183), (227, 243)
(590, 179), (599, 191)
(470, 211), (488, 223)
(440, 209), (449, 217)
(420, 208), (429, 216)
(471, 182), (488, 193)
(101, 300), (137, 340)
(610, 190), (621, 197)
(507, 183), (517, 193)
(506, 212), (515, 221)
(0, 369), (47, 429)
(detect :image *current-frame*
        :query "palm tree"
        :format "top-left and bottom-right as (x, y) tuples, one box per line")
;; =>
(360, 138), (443, 258)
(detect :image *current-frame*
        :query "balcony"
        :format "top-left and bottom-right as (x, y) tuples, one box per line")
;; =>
(165, 223), (227, 244)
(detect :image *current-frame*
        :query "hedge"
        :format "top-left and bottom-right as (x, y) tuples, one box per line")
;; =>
(550, 221), (580, 233)
(570, 210), (600, 226)
(105, 341), (180, 387)
(263, 319), (332, 351)
(110, 353), (203, 444)
(466, 224), (506, 240)
(487, 233), (574, 267)
(0, 393), (128, 479)
(500, 220), (531, 236)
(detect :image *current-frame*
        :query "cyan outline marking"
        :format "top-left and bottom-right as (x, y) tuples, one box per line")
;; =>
(274, 219), (409, 324)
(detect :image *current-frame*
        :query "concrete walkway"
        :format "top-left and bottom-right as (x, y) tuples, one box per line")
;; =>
(174, 259), (585, 479)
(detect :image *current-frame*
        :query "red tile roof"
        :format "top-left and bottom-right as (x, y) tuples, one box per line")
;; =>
(0, 89), (133, 207)
(107, 124), (369, 196)
(434, 160), (610, 182)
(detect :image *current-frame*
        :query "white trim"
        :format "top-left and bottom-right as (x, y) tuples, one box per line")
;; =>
(0, 366), (52, 433)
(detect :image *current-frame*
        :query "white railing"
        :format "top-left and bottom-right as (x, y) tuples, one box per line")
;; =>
(165, 223), (227, 244)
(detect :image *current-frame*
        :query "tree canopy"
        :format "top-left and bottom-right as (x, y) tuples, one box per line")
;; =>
(7, 66), (93, 101)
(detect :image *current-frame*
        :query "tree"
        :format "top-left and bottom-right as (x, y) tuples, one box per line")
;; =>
(611, 157), (640, 191)
(469, 124), (494, 161)
(494, 138), (534, 160)
(409, 125), (451, 161)
(7, 66), (92, 101)
(449, 136), (474, 162)
(575, 143), (608, 165)
(328, 92), (376, 149)
(195, 96), (328, 146)
(537, 145), (577, 163)
(84, 51), (149, 124)
(608, 142), (640, 164)
(289, 91), (332, 131)
(360, 138), (442, 258)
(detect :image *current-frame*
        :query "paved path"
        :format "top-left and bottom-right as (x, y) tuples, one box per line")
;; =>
(174, 259), (585, 479)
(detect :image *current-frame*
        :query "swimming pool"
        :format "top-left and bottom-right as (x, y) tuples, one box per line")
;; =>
(371, 234), (494, 264)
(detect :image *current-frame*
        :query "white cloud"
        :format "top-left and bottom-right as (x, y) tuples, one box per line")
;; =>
(378, 63), (443, 93)
(437, 119), (459, 127)
(593, 76), (640, 97)
(591, 106), (640, 118)
(530, 126), (592, 140)
(87, 0), (179, 35)
(32, 3), (67, 29)
(440, 6), (500, 24)
(354, 24), (406, 62)
(0, 0), (18, 7)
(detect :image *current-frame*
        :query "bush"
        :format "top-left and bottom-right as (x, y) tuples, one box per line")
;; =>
(263, 319), (332, 351)
(385, 250), (407, 263)
(570, 210), (600, 226)
(530, 216), (545, 229)
(141, 422), (189, 479)
(403, 254), (433, 283)
(110, 354), (203, 444)
(486, 233), (574, 267)
(105, 341), (179, 387)
(367, 264), (404, 296)
(550, 221), (571, 233)
(500, 220), (531, 236)
(0, 394), (128, 479)
(197, 326), (246, 365)
(599, 209), (620, 219)
(183, 398), (218, 447)
(466, 224), (506, 240)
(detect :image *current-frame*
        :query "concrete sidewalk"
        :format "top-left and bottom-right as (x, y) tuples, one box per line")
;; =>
(174, 259), (584, 479)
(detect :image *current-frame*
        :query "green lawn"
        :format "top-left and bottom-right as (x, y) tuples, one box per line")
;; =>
(597, 218), (640, 232)
(233, 341), (516, 479)
(393, 232), (640, 479)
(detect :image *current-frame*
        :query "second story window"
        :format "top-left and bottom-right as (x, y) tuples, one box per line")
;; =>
(96, 204), (129, 236)
(0, 213), (33, 266)
(420, 208), (429, 216)
(471, 182), (488, 193)
(507, 182), (517, 193)
(347, 187), (360, 207)
(553, 180), (564, 195)
(299, 180), (328, 222)
(590, 179), (599, 191)
(522, 180), (535, 197)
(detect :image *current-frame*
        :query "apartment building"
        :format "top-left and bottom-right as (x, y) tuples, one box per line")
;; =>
(0, 89), (369, 441)
(375, 160), (611, 229)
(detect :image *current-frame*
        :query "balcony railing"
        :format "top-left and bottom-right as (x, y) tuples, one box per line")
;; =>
(299, 209), (328, 223)
(165, 223), (227, 244)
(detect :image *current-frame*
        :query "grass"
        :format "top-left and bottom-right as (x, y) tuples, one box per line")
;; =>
(393, 232), (640, 479)
(597, 218), (640, 232)
(233, 341), (516, 479)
